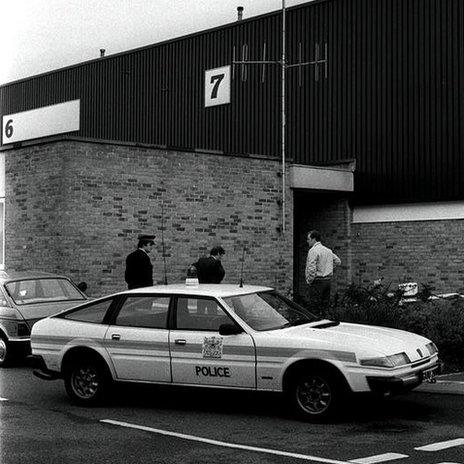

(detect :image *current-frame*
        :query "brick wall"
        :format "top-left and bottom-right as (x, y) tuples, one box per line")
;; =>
(294, 191), (352, 301)
(5, 144), (65, 271)
(5, 140), (293, 297)
(352, 220), (464, 293)
(9, 140), (460, 299)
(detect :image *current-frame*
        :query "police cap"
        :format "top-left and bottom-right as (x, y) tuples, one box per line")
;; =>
(138, 234), (156, 242)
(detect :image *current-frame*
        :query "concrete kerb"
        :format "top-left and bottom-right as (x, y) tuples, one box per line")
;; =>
(416, 372), (464, 395)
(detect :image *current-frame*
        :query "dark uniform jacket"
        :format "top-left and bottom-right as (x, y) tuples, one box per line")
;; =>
(193, 256), (225, 284)
(125, 248), (153, 289)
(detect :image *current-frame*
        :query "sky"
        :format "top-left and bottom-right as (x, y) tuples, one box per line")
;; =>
(0, 0), (312, 86)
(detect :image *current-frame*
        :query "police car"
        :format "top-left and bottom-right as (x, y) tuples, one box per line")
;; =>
(31, 283), (440, 420)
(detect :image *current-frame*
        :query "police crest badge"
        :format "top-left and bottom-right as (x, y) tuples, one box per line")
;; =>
(202, 336), (223, 358)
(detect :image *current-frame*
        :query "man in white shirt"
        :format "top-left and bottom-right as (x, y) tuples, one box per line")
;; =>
(305, 230), (341, 312)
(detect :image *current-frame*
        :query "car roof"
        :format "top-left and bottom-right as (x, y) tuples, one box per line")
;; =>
(0, 270), (71, 283)
(123, 283), (274, 298)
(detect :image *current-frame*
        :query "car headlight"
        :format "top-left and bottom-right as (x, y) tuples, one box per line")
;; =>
(360, 352), (411, 368)
(426, 342), (438, 355)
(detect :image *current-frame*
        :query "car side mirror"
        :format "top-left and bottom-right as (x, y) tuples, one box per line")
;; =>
(219, 323), (243, 336)
(77, 282), (88, 293)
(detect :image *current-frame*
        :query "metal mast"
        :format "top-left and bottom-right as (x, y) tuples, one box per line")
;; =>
(232, 0), (327, 234)
(281, 0), (287, 233)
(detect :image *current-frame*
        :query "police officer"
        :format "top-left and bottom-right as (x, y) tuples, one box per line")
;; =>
(125, 234), (156, 289)
(193, 246), (226, 284)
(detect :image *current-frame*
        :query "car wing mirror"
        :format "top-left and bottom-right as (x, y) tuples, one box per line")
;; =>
(219, 323), (243, 336)
(77, 282), (88, 293)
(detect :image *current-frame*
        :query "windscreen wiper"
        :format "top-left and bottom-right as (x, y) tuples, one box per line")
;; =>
(291, 318), (312, 326)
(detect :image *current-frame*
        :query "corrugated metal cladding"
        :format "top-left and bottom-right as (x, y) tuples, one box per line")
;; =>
(0, 0), (463, 204)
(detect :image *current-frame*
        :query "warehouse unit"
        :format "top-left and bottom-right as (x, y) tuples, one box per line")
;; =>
(1, 0), (463, 297)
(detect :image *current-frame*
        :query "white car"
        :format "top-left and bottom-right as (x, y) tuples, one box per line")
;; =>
(31, 283), (440, 420)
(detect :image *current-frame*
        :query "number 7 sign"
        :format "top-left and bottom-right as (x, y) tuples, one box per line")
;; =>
(204, 66), (231, 107)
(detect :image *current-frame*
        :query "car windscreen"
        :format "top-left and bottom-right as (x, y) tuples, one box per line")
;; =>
(223, 291), (319, 331)
(5, 278), (86, 305)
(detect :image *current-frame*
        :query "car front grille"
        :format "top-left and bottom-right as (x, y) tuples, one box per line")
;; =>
(411, 357), (431, 368)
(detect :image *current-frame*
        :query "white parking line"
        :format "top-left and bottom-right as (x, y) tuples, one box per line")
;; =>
(0, 397), (8, 401)
(349, 453), (409, 464)
(100, 419), (351, 463)
(414, 438), (464, 451)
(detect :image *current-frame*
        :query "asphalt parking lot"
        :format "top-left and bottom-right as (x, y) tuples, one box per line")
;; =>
(1, 365), (464, 464)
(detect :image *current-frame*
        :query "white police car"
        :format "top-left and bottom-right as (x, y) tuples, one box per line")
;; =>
(31, 283), (440, 420)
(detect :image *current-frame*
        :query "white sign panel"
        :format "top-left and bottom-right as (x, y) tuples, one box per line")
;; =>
(204, 66), (230, 107)
(353, 201), (464, 223)
(0, 152), (4, 197)
(2, 99), (80, 145)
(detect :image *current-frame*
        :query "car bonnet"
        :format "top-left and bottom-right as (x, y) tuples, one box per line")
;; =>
(275, 321), (432, 362)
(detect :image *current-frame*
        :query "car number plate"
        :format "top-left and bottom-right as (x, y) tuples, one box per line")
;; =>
(422, 366), (437, 383)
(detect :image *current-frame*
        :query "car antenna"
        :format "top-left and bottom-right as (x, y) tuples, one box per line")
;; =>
(161, 202), (168, 285)
(239, 246), (246, 287)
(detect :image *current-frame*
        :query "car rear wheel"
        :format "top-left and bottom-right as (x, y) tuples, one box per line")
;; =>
(64, 357), (109, 406)
(288, 368), (346, 421)
(0, 334), (15, 367)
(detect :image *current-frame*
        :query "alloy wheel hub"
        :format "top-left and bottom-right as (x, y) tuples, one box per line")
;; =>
(297, 377), (331, 414)
(73, 367), (98, 398)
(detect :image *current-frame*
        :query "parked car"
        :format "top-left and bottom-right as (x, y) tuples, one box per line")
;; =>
(0, 271), (88, 366)
(31, 282), (440, 420)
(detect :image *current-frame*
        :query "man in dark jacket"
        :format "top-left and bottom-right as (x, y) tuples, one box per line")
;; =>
(193, 246), (225, 283)
(125, 234), (156, 289)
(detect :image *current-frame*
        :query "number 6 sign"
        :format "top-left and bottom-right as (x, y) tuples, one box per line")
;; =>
(204, 65), (231, 107)
(2, 100), (80, 145)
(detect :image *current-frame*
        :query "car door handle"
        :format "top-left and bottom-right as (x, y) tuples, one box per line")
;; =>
(175, 339), (186, 345)
(111, 334), (121, 340)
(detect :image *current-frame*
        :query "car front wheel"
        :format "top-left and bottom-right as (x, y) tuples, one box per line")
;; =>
(0, 334), (15, 367)
(289, 369), (346, 421)
(64, 358), (109, 406)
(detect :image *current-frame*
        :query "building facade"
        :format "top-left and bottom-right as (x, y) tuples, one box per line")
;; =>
(1, 0), (463, 297)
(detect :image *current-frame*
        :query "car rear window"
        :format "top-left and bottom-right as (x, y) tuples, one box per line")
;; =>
(5, 278), (85, 305)
(114, 296), (170, 329)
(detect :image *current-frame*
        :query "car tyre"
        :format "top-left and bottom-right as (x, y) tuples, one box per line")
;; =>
(0, 333), (15, 367)
(288, 368), (346, 422)
(64, 357), (110, 406)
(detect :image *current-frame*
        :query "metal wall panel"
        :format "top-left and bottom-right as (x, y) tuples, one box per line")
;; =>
(0, 0), (463, 204)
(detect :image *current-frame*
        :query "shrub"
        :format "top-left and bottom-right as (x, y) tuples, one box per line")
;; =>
(328, 283), (405, 329)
